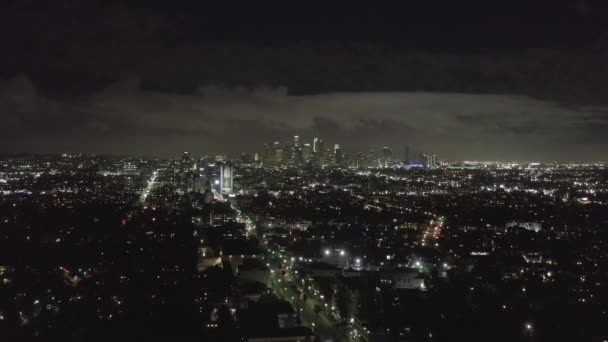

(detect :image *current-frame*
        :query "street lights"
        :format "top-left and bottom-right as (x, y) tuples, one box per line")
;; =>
(524, 322), (534, 338)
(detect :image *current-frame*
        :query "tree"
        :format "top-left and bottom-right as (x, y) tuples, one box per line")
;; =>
(314, 304), (322, 315)
(335, 284), (351, 323)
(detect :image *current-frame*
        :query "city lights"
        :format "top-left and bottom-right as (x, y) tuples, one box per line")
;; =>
(1, 144), (606, 341)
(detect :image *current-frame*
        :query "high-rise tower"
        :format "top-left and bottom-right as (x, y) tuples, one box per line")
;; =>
(382, 147), (392, 168)
(334, 144), (343, 166)
(220, 163), (234, 194)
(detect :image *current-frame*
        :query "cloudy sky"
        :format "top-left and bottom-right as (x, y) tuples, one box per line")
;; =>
(1, 1), (608, 161)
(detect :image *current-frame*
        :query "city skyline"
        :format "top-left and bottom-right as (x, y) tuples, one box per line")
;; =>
(2, 79), (608, 162)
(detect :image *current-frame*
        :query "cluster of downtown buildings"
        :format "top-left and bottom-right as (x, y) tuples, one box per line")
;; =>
(260, 136), (438, 169)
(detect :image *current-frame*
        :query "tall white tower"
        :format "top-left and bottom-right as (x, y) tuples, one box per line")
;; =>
(220, 163), (234, 194)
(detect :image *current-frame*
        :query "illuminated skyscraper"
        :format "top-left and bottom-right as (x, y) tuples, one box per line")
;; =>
(263, 141), (283, 167)
(355, 152), (365, 168)
(303, 143), (312, 162)
(317, 139), (325, 153)
(313, 137), (319, 153)
(316, 139), (325, 166)
(274, 142), (283, 164)
(334, 144), (343, 166)
(220, 163), (234, 194)
(240, 153), (252, 164)
(367, 149), (375, 168)
(263, 143), (274, 165)
(294, 146), (304, 165)
(423, 154), (438, 168)
(288, 136), (302, 166)
(382, 146), (392, 168)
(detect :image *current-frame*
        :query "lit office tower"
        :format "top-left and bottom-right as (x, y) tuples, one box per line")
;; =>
(424, 154), (437, 168)
(334, 144), (343, 166)
(274, 142), (283, 164)
(263, 143), (275, 165)
(303, 143), (312, 162)
(181, 151), (195, 171)
(313, 137), (319, 153)
(263, 141), (283, 166)
(367, 149), (375, 168)
(294, 146), (304, 165)
(355, 152), (365, 168)
(240, 153), (252, 164)
(288, 136), (302, 165)
(316, 139), (325, 165)
(382, 146), (392, 168)
(220, 163), (234, 194)
(317, 139), (325, 153)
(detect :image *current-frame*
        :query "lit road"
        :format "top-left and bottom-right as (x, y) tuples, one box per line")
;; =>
(420, 215), (444, 247)
(269, 264), (346, 342)
(232, 192), (444, 341)
(139, 169), (158, 204)
(232, 205), (347, 342)
(350, 190), (445, 246)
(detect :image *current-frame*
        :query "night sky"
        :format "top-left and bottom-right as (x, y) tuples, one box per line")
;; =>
(1, 1), (608, 161)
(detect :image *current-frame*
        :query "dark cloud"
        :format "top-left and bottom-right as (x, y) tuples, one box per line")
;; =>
(455, 113), (544, 136)
(1, 2), (608, 104)
(3, 46), (608, 107)
(311, 117), (341, 137)
(454, 114), (484, 123)
(494, 120), (541, 136)
(1, 76), (606, 161)
(1, 2), (608, 160)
